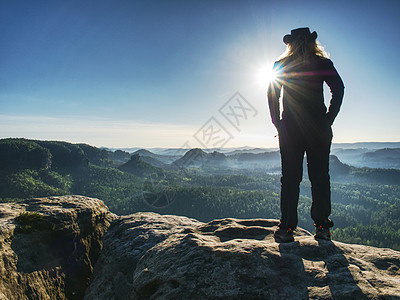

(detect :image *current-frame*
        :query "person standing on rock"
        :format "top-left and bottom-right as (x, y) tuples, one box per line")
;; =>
(267, 27), (344, 242)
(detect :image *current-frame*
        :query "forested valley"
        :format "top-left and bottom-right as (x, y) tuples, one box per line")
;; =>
(1, 138), (399, 250)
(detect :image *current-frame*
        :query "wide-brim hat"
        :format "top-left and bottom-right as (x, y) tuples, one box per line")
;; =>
(283, 27), (317, 44)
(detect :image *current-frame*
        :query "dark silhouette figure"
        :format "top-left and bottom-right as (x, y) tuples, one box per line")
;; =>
(267, 28), (344, 242)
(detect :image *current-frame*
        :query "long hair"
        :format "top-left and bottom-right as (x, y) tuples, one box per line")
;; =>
(279, 37), (329, 61)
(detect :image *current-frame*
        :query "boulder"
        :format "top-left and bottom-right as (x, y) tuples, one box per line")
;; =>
(0, 196), (114, 300)
(84, 212), (201, 299)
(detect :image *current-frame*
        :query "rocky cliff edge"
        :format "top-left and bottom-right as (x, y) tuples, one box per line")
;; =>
(1, 196), (399, 299)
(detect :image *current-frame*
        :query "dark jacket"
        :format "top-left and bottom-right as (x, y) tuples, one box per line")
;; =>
(267, 55), (344, 130)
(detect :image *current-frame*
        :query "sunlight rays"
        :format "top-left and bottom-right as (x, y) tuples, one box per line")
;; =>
(255, 63), (277, 88)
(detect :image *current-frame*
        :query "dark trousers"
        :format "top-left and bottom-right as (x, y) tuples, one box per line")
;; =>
(278, 119), (333, 230)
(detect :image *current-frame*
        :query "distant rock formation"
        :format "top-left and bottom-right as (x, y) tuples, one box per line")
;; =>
(132, 149), (180, 164)
(1, 196), (399, 299)
(106, 149), (131, 165)
(118, 154), (160, 176)
(172, 148), (227, 168)
(172, 148), (210, 168)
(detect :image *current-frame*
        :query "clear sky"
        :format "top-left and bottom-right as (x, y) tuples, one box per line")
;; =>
(1, 0), (399, 148)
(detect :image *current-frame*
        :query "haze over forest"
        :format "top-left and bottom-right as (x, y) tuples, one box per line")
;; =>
(1, 138), (399, 252)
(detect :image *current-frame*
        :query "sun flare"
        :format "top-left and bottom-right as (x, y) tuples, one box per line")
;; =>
(256, 64), (277, 87)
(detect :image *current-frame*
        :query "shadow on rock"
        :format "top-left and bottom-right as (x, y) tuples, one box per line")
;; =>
(278, 239), (366, 299)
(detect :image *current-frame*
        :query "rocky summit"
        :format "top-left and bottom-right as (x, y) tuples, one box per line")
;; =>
(0, 196), (399, 299)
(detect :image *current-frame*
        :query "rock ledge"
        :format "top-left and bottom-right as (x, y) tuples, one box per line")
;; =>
(1, 196), (399, 299)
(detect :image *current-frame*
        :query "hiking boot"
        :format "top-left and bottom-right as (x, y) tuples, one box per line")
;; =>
(314, 225), (331, 240)
(274, 227), (294, 243)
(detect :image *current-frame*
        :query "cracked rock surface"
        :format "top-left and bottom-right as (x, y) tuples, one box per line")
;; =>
(1, 197), (399, 299)
(86, 213), (400, 299)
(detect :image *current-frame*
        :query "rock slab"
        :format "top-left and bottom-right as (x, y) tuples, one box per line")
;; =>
(86, 213), (400, 299)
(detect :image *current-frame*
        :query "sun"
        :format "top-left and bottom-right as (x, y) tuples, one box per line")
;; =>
(256, 64), (277, 88)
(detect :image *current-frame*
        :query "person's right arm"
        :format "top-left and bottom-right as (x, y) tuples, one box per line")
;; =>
(267, 62), (283, 129)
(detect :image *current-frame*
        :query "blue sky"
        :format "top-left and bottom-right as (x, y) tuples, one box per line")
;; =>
(1, 0), (399, 148)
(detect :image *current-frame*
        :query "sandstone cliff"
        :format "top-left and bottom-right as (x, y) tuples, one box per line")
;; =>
(0, 196), (115, 299)
(1, 196), (399, 299)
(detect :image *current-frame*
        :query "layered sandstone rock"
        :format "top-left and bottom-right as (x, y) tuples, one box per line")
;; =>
(0, 196), (114, 299)
(86, 213), (400, 299)
(1, 197), (399, 299)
